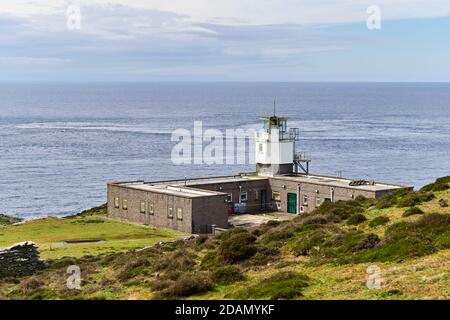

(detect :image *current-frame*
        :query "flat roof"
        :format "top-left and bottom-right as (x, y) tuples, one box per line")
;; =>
(269, 174), (409, 192)
(111, 172), (410, 197)
(113, 181), (226, 198)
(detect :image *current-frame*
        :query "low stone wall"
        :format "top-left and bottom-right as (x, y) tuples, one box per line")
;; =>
(0, 241), (46, 278)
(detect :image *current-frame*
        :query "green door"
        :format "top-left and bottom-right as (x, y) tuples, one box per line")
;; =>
(287, 193), (297, 214)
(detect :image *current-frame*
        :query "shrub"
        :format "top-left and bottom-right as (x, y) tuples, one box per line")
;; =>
(20, 279), (44, 293)
(420, 176), (450, 192)
(216, 227), (248, 241)
(218, 231), (257, 263)
(402, 207), (424, 217)
(380, 289), (402, 298)
(314, 201), (364, 219)
(320, 230), (367, 263)
(154, 249), (196, 272)
(397, 192), (435, 208)
(70, 203), (107, 218)
(200, 251), (221, 270)
(117, 257), (152, 281)
(155, 272), (213, 299)
(259, 227), (294, 246)
(300, 213), (340, 226)
(257, 220), (283, 235)
(266, 220), (282, 227)
(148, 279), (172, 291)
(248, 246), (279, 266)
(195, 235), (208, 247)
(230, 271), (309, 300)
(353, 233), (380, 251)
(251, 228), (262, 237)
(347, 214), (367, 225)
(291, 227), (329, 256)
(212, 266), (246, 285)
(355, 213), (450, 262)
(369, 216), (390, 227)
(439, 199), (449, 208)
(201, 238), (221, 250)
(375, 189), (411, 209)
(0, 214), (23, 226)
(376, 197), (395, 209)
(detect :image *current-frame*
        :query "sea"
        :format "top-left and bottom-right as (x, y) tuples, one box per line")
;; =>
(1, 82), (449, 219)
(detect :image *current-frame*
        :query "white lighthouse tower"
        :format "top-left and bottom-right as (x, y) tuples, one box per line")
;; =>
(255, 115), (299, 176)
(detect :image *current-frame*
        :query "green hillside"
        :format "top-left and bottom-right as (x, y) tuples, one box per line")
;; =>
(0, 177), (449, 300)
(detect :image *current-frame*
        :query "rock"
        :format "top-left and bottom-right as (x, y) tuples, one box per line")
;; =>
(0, 241), (46, 278)
(438, 199), (448, 208)
(353, 233), (380, 251)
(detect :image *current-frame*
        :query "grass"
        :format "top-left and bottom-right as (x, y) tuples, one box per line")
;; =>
(0, 205), (184, 260)
(211, 266), (246, 285)
(368, 216), (390, 227)
(402, 206), (424, 217)
(0, 178), (449, 300)
(229, 271), (309, 300)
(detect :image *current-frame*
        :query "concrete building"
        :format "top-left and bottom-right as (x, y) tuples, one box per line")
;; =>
(108, 115), (412, 233)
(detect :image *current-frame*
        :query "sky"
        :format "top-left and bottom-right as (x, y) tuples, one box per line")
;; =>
(0, 0), (449, 82)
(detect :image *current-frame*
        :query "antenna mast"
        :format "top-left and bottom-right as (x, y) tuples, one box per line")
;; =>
(273, 97), (276, 116)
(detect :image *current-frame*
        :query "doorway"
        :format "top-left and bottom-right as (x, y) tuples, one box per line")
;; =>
(261, 190), (268, 210)
(287, 193), (297, 214)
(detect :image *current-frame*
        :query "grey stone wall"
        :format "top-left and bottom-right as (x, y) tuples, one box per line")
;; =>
(107, 183), (229, 234)
(192, 195), (229, 233)
(0, 241), (46, 278)
(192, 179), (270, 213)
(269, 177), (378, 214)
(108, 184), (194, 233)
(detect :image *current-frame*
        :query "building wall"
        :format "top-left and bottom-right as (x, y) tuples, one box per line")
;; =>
(191, 179), (271, 213)
(256, 163), (293, 176)
(268, 177), (379, 214)
(108, 177), (412, 233)
(192, 196), (229, 234)
(255, 129), (294, 165)
(107, 184), (193, 233)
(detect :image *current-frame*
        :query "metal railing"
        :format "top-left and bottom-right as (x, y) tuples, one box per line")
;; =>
(294, 152), (311, 162)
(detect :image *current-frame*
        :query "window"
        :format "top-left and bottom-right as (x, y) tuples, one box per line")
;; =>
(258, 143), (263, 154)
(140, 201), (146, 214)
(300, 206), (305, 214)
(279, 120), (287, 133)
(177, 208), (183, 220)
(225, 193), (233, 203)
(316, 196), (321, 207)
(114, 197), (120, 208)
(255, 190), (259, 200)
(303, 195), (308, 206)
(272, 191), (281, 201)
(324, 198), (332, 203)
(122, 199), (128, 210)
(168, 207), (173, 219)
(148, 202), (154, 215)
(240, 191), (248, 203)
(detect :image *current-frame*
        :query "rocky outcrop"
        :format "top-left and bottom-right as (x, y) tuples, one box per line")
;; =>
(0, 213), (23, 226)
(0, 241), (46, 278)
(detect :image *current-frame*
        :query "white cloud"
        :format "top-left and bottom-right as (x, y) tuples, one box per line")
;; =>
(0, 1), (448, 81)
(1, 0), (450, 24)
(0, 56), (71, 66)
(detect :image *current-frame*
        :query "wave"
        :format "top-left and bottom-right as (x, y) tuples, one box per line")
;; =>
(14, 122), (174, 135)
